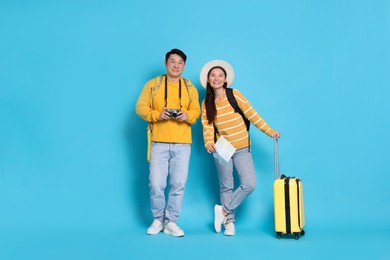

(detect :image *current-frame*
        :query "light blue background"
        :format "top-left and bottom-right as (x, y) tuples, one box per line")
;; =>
(1, 0), (389, 259)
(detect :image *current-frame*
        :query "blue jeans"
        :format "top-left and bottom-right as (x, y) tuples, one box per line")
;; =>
(214, 147), (256, 223)
(149, 142), (191, 222)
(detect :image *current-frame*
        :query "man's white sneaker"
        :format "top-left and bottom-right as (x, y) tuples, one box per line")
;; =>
(164, 221), (185, 237)
(214, 205), (227, 233)
(146, 219), (164, 235)
(224, 222), (235, 236)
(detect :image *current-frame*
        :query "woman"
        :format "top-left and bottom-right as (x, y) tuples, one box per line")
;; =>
(200, 60), (280, 236)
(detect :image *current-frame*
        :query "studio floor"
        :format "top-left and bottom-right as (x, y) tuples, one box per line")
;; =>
(1, 224), (389, 260)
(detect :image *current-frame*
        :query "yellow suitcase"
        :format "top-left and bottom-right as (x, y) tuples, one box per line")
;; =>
(273, 139), (305, 239)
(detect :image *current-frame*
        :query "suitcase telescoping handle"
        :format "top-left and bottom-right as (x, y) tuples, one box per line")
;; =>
(274, 138), (280, 180)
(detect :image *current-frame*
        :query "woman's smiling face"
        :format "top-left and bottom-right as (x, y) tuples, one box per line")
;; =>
(208, 67), (227, 89)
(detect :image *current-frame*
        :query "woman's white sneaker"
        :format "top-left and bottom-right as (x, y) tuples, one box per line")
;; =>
(146, 219), (164, 235)
(224, 222), (235, 236)
(214, 205), (227, 233)
(164, 221), (185, 237)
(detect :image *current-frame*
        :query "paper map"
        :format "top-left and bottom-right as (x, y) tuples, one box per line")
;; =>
(213, 135), (236, 166)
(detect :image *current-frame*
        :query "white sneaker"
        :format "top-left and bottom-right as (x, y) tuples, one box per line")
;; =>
(146, 219), (164, 235)
(214, 205), (227, 233)
(224, 222), (235, 236)
(164, 221), (185, 237)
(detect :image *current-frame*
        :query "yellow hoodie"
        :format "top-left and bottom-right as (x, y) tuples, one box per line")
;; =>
(136, 75), (200, 144)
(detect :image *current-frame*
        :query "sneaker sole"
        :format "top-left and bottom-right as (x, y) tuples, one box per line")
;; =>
(146, 227), (164, 235)
(164, 229), (184, 237)
(224, 232), (235, 236)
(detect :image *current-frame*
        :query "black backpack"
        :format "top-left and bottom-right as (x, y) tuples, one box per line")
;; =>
(214, 88), (251, 149)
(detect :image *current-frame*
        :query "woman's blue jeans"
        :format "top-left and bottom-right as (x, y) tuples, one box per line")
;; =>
(214, 147), (256, 223)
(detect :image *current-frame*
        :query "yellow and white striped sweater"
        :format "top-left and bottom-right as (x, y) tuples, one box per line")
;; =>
(201, 89), (276, 150)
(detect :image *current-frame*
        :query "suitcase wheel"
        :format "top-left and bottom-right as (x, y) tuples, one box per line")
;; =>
(276, 232), (282, 239)
(300, 230), (305, 236)
(294, 233), (300, 240)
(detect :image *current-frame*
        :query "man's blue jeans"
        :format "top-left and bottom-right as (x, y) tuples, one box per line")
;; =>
(149, 142), (191, 222)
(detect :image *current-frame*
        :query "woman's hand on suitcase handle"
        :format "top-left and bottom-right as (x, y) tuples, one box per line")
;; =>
(273, 131), (281, 139)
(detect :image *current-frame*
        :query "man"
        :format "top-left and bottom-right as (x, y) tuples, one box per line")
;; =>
(136, 49), (200, 237)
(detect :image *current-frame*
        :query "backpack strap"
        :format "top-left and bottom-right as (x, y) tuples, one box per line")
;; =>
(150, 75), (164, 109)
(214, 88), (251, 150)
(147, 75), (163, 162)
(226, 88), (250, 131)
(183, 78), (193, 103)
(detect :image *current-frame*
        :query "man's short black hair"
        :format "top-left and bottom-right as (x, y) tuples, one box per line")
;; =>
(165, 48), (187, 63)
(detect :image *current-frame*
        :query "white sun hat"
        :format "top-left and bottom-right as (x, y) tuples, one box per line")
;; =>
(199, 60), (234, 88)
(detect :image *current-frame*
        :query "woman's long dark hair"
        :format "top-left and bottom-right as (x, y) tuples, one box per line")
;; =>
(205, 66), (228, 124)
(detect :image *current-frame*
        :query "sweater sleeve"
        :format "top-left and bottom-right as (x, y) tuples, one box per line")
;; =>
(234, 90), (276, 138)
(135, 80), (161, 122)
(201, 101), (215, 148)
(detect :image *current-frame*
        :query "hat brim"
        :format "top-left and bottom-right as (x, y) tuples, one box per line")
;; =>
(199, 60), (234, 88)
